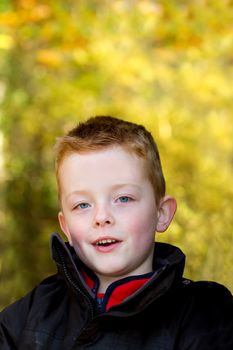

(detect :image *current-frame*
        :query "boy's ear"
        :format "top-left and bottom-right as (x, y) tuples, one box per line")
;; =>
(58, 211), (73, 245)
(156, 195), (177, 233)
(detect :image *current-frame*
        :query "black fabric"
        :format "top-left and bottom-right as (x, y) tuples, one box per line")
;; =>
(0, 233), (232, 349)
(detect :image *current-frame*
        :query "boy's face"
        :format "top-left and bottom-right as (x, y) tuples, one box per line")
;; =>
(58, 146), (173, 285)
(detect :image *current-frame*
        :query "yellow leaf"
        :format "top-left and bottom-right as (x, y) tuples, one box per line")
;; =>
(36, 49), (63, 67)
(0, 34), (14, 49)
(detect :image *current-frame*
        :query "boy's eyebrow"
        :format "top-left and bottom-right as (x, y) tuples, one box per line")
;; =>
(111, 183), (141, 191)
(65, 190), (89, 200)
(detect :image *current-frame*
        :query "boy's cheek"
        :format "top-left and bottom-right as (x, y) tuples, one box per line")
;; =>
(127, 219), (156, 237)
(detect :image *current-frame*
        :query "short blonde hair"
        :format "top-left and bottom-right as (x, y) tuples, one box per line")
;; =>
(55, 116), (165, 204)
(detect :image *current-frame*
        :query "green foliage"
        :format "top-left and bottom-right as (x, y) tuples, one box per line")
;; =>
(0, 0), (232, 309)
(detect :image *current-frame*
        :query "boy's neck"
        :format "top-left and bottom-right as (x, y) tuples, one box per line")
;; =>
(97, 276), (119, 294)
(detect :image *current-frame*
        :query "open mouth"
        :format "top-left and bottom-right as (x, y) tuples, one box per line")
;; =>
(95, 239), (118, 246)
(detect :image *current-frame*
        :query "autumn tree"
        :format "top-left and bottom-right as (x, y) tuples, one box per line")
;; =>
(0, 0), (232, 309)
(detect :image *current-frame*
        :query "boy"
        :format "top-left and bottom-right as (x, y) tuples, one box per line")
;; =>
(0, 115), (232, 349)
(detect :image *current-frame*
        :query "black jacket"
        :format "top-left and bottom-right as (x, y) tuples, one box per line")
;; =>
(0, 233), (232, 349)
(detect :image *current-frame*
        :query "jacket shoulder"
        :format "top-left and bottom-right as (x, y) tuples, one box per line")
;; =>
(184, 278), (231, 291)
(0, 274), (62, 347)
(1, 274), (64, 316)
(180, 279), (232, 318)
(177, 280), (233, 349)
(182, 279), (232, 304)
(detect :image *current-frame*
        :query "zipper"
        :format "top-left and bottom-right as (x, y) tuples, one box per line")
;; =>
(55, 243), (96, 320)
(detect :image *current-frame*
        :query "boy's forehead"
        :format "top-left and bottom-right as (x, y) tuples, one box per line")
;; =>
(59, 145), (143, 167)
(58, 146), (149, 189)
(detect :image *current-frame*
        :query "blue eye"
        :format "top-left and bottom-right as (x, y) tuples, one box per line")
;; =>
(77, 203), (90, 209)
(119, 196), (130, 203)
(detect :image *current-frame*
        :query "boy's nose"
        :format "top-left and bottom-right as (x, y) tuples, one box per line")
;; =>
(93, 206), (115, 227)
(95, 217), (113, 227)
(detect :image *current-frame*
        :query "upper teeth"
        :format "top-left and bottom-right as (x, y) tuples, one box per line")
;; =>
(96, 239), (117, 246)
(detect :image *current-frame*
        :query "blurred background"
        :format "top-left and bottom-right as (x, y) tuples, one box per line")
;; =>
(0, 0), (233, 309)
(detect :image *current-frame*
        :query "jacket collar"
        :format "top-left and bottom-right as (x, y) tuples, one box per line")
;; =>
(51, 233), (185, 313)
